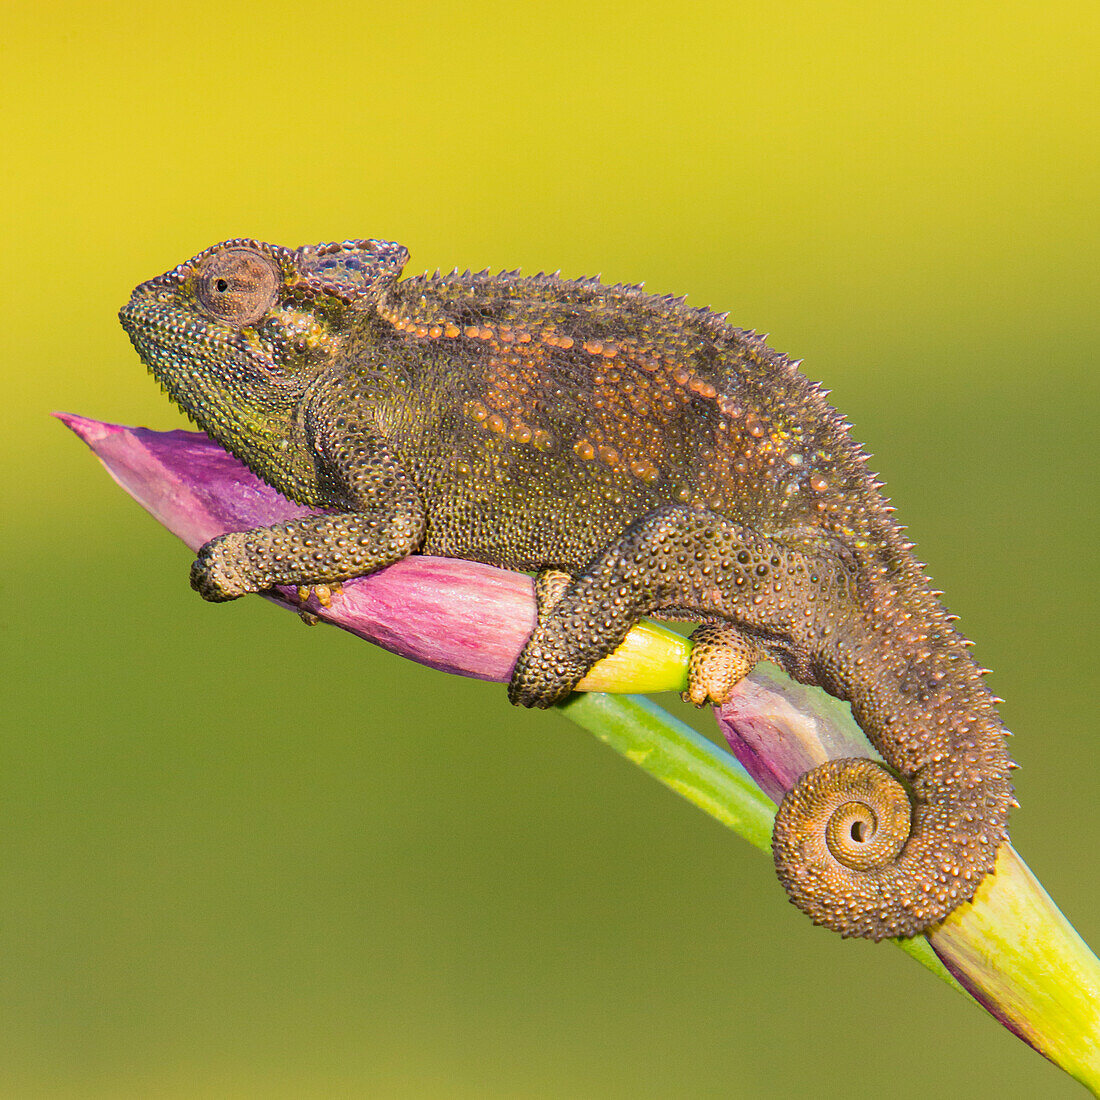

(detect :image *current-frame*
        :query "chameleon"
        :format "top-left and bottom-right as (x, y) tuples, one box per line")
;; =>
(119, 237), (1014, 940)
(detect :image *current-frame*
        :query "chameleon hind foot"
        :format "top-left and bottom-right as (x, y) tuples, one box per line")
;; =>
(509, 505), (831, 708)
(684, 623), (765, 707)
(534, 568), (572, 614)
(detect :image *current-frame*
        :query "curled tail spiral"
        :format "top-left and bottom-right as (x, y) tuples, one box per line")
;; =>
(772, 751), (1013, 939)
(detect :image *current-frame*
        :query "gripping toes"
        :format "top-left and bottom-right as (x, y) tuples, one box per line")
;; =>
(190, 534), (255, 601)
(508, 616), (589, 709)
(188, 506), (425, 606)
(685, 623), (765, 706)
(508, 505), (836, 711)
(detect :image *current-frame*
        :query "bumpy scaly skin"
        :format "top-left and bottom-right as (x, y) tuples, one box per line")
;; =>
(120, 238), (1014, 939)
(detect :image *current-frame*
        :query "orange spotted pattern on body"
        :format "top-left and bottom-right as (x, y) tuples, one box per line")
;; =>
(380, 285), (850, 523)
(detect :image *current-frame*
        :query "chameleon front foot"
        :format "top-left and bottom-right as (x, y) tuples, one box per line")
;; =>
(190, 534), (254, 601)
(294, 582), (344, 624)
(190, 506), (424, 606)
(296, 581), (343, 608)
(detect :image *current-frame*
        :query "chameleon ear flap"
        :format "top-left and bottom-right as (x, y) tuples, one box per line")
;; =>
(293, 239), (410, 304)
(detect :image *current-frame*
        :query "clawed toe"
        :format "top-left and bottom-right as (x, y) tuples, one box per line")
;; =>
(685, 624), (763, 707)
(508, 642), (586, 709)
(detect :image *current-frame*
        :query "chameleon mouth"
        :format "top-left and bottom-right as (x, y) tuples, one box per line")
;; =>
(119, 298), (282, 381)
(119, 298), (228, 353)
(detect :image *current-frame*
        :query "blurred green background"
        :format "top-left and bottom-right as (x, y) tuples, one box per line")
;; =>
(3, 1), (1097, 1095)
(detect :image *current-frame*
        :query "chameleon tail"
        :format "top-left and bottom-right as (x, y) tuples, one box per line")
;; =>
(771, 679), (1014, 939)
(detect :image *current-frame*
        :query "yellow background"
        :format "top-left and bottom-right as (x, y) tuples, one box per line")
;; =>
(3, 2), (1097, 1095)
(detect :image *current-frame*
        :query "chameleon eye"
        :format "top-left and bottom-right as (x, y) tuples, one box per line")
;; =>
(195, 248), (279, 326)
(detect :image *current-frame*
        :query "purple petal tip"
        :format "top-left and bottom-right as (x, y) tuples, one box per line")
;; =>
(55, 411), (125, 444)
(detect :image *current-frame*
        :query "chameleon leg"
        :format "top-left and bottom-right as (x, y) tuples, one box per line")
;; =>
(190, 507), (427, 601)
(684, 623), (766, 707)
(509, 504), (835, 708)
(191, 429), (427, 601)
(191, 426), (422, 607)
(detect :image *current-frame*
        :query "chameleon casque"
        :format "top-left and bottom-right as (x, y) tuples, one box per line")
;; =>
(120, 237), (1014, 940)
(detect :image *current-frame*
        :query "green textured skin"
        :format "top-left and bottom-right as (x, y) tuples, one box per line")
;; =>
(120, 238), (1013, 939)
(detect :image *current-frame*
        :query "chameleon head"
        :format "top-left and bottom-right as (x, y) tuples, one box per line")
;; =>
(118, 238), (409, 464)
